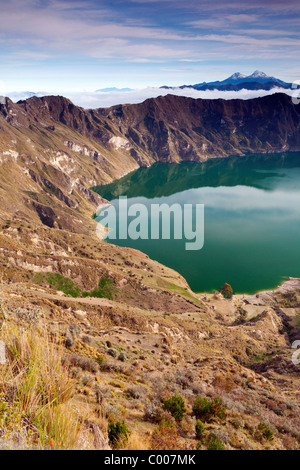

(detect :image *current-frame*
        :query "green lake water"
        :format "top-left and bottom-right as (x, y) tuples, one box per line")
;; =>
(92, 152), (300, 294)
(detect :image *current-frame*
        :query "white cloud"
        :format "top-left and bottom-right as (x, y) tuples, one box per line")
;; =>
(55, 87), (295, 109)
(183, 186), (300, 219)
(0, 83), (295, 109)
(5, 86), (294, 109)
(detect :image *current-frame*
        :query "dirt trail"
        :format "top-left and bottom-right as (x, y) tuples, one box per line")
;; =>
(25, 288), (163, 318)
(28, 289), (115, 307)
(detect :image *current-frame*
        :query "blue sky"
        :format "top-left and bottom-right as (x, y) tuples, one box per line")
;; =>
(0, 0), (300, 92)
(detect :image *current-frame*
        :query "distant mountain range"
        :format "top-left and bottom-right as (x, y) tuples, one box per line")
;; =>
(0, 70), (299, 107)
(95, 87), (133, 92)
(1, 91), (50, 102)
(161, 71), (293, 91)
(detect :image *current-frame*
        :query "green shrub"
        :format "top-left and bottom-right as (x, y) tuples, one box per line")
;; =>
(210, 397), (226, 420)
(35, 273), (118, 300)
(107, 420), (131, 449)
(34, 272), (81, 297)
(162, 395), (186, 423)
(192, 396), (211, 421)
(196, 440), (202, 450)
(207, 436), (225, 450)
(258, 422), (274, 441)
(195, 420), (205, 439)
(192, 396), (226, 422)
(82, 277), (117, 300)
(95, 355), (105, 365)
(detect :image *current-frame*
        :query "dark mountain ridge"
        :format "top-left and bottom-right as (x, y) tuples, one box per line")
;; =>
(1, 92), (299, 164)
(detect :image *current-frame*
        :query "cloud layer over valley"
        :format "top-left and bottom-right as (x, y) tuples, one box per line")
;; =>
(5, 87), (296, 109)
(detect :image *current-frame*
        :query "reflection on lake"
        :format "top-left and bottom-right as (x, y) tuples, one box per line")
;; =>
(92, 153), (300, 293)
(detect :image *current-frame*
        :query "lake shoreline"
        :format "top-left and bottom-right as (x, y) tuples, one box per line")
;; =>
(92, 151), (300, 296)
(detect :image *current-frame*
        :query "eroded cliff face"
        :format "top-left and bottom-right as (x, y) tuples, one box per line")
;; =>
(104, 93), (300, 162)
(0, 93), (299, 230)
(0, 96), (138, 231)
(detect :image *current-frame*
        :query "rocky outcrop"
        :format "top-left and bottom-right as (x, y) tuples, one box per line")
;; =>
(102, 93), (300, 161)
(1, 93), (300, 165)
(0, 93), (299, 231)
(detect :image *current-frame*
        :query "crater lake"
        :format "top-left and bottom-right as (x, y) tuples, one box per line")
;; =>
(92, 152), (300, 294)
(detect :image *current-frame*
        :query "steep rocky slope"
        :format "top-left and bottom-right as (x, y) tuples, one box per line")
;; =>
(102, 93), (300, 163)
(0, 93), (299, 232)
(0, 93), (299, 450)
(1, 259), (300, 450)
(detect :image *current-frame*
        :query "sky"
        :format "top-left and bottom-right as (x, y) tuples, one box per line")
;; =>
(0, 0), (300, 96)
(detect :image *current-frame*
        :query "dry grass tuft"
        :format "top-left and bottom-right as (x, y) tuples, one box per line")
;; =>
(0, 323), (81, 449)
(126, 431), (150, 450)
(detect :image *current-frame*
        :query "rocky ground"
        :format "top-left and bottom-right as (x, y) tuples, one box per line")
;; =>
(0, 216), (299, 450)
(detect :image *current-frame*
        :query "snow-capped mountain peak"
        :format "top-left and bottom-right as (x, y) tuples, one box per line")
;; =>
(248, 70), (269, 79)
(229, 72), (247, 80)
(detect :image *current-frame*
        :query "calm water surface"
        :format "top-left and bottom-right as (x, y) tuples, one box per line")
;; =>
(92, 153), (300, 294)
